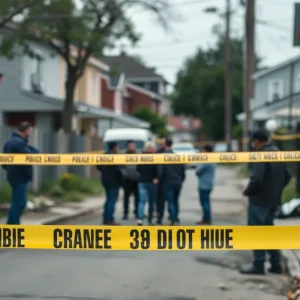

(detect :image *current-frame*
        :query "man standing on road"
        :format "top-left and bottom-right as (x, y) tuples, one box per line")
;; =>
(2, 121), (39, 224)
(195, 144), (216, 225)
(159, 137), (185, 225)
(136, 142), (158, 225)
(240, 129), (291, 275)
(156, 136), (167, 224)
(97, 142), (123, 225)
(122, 140), (139, 220)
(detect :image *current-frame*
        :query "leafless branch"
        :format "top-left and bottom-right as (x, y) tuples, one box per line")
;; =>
(0, 0), (41, 27)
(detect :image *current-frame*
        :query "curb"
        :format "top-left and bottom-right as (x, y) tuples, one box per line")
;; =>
(41, 204), (103, 225)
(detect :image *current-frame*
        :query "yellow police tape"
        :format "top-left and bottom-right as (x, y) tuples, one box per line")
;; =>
(1, 225), (300, 250)
(0, 151), (300, 165)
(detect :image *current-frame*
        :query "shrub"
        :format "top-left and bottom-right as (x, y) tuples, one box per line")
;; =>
(47, 185), (65, 198)
(0, 182), (11, 204)
(60, 191), (84, 203)
(40, 179), (58, 193)
(59, 173), (81, 191)
(282, 178), (297, 204)
(78, 179), (103, 195)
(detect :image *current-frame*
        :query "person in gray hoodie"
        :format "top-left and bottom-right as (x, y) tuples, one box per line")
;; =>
(159, 137), (185, 225)
(195, 144), (216, 225)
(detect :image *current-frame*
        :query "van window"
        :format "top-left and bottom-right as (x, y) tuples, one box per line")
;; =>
(104, 140), (145, 152)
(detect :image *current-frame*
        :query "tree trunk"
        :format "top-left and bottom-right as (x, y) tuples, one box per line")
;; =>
(61, 74), (77, 134)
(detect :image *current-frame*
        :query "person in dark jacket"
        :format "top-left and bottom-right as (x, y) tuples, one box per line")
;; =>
(3, 121), (39, 224)
(122, 140), (139, 220)
(136, 142), (158, 225)
(159, 137), (186, 225)
(240, 129), (291, 275)
(155, 136), (167, 224)
(97, 142), (123, 225)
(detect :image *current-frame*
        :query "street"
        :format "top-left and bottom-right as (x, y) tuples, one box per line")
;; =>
(0, 167), (288, 300)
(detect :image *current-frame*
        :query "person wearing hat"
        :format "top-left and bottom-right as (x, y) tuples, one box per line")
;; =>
(240, 129), (291, 275)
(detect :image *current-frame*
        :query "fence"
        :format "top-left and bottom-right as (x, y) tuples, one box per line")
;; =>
(0, 125), (103, 191)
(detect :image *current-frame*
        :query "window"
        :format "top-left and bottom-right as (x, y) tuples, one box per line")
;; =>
(159, 82), (165, 95)
(268, 79), (283, 102)
(143, 82), (151, 90)
(31, 54), (44, 94)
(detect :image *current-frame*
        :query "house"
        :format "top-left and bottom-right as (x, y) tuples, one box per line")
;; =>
(0, 26), (149, 135)
(167, 116), (202, 143)
(101, 52), (171, 116)
(236, 55), (300, 130)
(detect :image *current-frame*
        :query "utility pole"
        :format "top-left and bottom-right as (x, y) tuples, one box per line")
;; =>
(224, 0), (232, 152)
(245, 0), (255, 139)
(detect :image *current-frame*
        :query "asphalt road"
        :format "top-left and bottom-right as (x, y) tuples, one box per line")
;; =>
(0, 168), (288, 300)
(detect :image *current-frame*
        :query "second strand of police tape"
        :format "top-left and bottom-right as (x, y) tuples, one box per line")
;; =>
(1, 226), (300, 250)
(1, 151), (300, 165)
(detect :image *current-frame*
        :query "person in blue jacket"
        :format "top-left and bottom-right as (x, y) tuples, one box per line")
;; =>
(195, 144), (216, 225)
(2, 121), (39, 224)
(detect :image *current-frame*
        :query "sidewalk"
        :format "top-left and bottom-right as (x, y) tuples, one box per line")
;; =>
(0, 196), (105, 225)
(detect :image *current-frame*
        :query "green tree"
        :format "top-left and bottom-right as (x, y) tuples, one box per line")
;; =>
(132, 106), (169, 136)
(0, 0), (40, 27)
(0, 0), (172, 133)
(171, 34), (260, 140)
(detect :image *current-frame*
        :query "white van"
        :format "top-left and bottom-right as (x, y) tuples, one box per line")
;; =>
(103, 128), (156, 153)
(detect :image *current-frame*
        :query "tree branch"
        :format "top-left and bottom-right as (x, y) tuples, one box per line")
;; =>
(0, 0), (41, 27)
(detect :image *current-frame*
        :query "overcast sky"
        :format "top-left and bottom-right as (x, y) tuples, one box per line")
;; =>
(105, 0), (299, 88)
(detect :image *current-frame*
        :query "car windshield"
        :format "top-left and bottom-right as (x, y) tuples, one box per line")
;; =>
(104, 140), (145, 152)
(173, 146), (195, 152)
(214, 143), (227, 152)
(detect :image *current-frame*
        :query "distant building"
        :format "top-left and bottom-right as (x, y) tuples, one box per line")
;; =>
(167, 116), (202, 143)
(102, 52), (171, 116)
(236, 56), (300, 130)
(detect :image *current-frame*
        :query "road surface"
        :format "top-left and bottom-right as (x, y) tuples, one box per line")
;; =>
(0, 167), (288, 300)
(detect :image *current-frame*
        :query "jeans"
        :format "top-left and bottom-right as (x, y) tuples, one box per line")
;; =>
(103, 187), (119, 223)
(137, 183), (157, 223)
(163, 184), (182, 222)
(199, 188), (212, 222)
(7, 182), (28, 225)
(248, 204), (281, 267)
(123, 180), (138, 217)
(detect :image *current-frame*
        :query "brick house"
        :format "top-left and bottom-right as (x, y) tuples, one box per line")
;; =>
(101, 52), (170, 116)
(168, 116), (202, 143)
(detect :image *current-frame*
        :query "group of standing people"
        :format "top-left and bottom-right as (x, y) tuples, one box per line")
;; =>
(97, 137), (186, 226)
(97, 136), (218, 227)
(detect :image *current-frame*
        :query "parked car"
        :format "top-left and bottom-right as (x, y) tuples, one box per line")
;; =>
(172, 142), (198, 168)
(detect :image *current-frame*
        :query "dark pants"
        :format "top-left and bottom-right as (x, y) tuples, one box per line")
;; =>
(248, 204), (281, 268)
(7, 182), (28, 225)
(199, 188), (212, 222)
(103, 187), (119, 223)
(123, 180), (138, 217)
(163, 183), (182, 223)
(137, 183), (157, 223)
(157, 183), (166, 222)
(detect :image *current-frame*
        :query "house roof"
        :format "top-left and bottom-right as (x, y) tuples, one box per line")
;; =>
(101, 52), (168, 84)
(167, 116), (202, 132)
(253, 55), (300, 80)
(20, 91), (150, 128)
